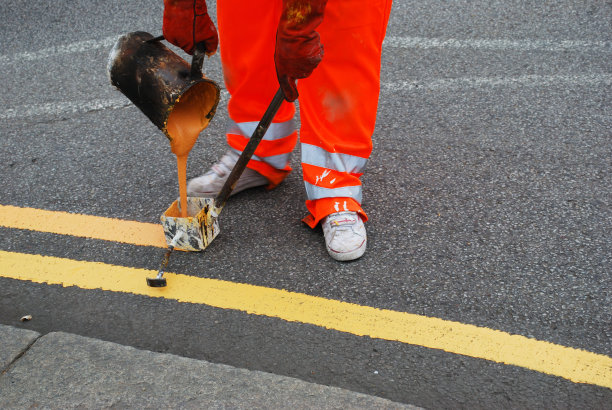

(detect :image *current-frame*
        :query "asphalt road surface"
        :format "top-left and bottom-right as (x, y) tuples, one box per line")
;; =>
(1, 1), (611, 408)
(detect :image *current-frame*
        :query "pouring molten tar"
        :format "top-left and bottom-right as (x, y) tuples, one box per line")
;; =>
(108, 32), (220, 219)
(165, 83), (218, 217)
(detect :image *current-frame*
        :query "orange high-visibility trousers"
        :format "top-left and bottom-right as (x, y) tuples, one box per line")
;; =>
(217, 0), (392, 227)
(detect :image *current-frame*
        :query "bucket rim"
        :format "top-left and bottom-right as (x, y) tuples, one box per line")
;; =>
(161, 77), (221, 140)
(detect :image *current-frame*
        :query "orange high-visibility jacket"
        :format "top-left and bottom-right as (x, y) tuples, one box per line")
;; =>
(217, 0), (392, 227)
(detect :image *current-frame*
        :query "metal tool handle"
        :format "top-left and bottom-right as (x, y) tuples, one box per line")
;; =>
(214, 87), (286, 210)
(190, 43), (206, 79)
(146, 35), (204, 79)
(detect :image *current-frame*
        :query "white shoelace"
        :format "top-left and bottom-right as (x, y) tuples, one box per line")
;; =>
(327, 212), (358, 229)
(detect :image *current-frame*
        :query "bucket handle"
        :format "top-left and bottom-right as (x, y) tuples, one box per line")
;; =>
(190, 43), (206, 79)
(147, 35), (205, 79)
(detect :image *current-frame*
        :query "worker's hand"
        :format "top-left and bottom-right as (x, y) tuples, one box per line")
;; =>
(275, 0), (328, 102)
(163, 0), (218, 56)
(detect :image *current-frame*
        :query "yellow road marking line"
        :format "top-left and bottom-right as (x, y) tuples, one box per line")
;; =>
(0, 205), (166, 248)
(1, 250), (610, 389)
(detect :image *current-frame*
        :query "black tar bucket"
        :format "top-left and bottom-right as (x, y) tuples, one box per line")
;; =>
(107, 31), (220, 140)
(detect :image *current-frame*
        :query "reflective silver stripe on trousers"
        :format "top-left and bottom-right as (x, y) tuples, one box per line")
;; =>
(304, 182), (363, 203)
(230, 149), (290, 170)
(228, 119), (296, 170)
(301, 143), (368, 174)
(228, 120), (296, 141)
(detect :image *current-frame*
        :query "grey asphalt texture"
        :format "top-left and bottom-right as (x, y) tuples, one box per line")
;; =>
(1, 0), (611, 408)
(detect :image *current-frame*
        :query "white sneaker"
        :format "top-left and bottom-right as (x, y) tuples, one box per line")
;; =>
(322, 211), (367, 261)
(187, 151), (268, 197)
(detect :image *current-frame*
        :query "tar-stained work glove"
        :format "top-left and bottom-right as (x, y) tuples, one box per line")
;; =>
(275, 0), (328, 102)
(163, 0), (218, 55)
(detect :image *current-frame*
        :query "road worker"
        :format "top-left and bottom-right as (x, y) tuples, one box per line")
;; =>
(163, 0), (392, 261)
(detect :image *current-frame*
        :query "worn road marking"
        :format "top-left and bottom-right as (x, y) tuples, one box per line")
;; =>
(0, 205), (166, 248)
(0, 99), (132, 120)
(2, 73), (610, 120)
(0, 36), (119, 65)
(1, 36), (609, 119)
(381, 73), (612, 92)
(0, 249), (610, 389)
(0, 92), (231, 120)
(1, 35), (609, 66)
(384, 36), (611, 52)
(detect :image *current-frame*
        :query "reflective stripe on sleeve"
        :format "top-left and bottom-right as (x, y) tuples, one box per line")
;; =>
(301, 143), (368, 174)
(304, 182), (363, 203)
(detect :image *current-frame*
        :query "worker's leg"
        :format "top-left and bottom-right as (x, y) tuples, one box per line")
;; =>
(299, 0), (393, 228)
(215, 0), (297, 188)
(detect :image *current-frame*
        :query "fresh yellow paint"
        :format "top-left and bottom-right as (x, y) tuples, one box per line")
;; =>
(0, 205), (166, 248)
(1, 250), (610, 390)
